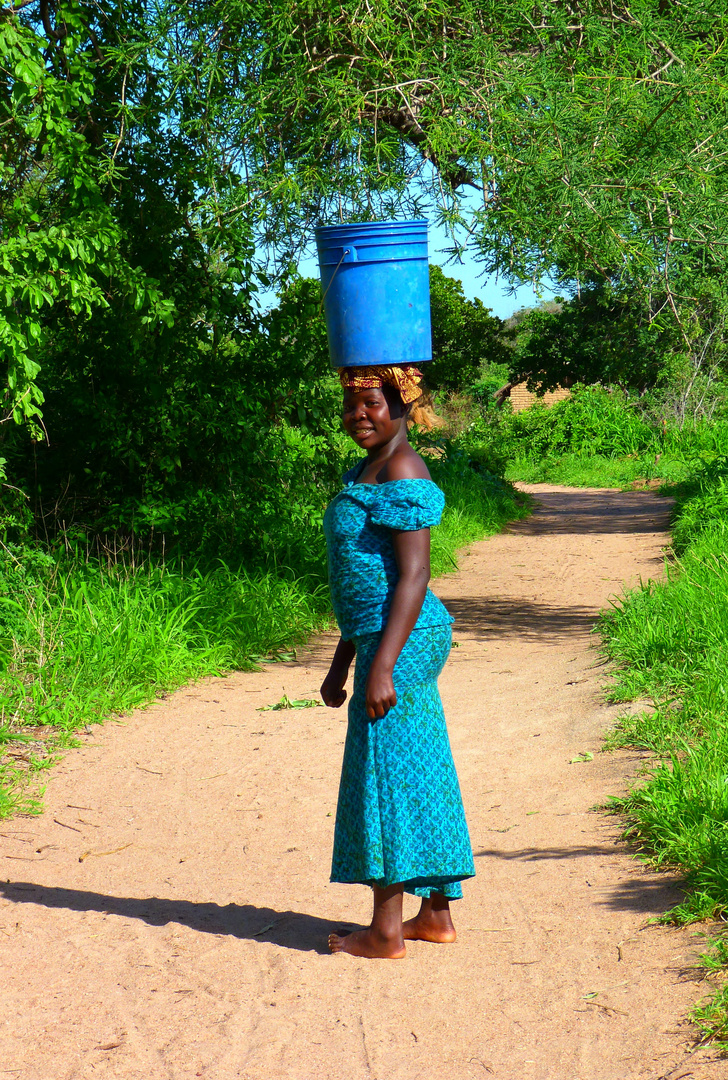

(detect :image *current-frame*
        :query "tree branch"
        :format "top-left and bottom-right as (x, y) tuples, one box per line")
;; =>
(0, 0), (38, 14)
(365, 103), (479, 190)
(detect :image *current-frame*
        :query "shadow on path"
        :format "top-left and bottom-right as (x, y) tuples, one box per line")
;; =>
(0, 881), (349, 955)
(473, 846), (685, 915)
(443, 595), (600, 642)
(508, 489), (673, 538)
(474, 845), (617, 861)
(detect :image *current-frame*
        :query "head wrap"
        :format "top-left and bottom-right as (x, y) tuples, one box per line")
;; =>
(338, 365), (424, 405)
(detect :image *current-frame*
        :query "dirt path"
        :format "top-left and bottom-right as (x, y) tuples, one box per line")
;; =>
(1, 484), (725, 1080)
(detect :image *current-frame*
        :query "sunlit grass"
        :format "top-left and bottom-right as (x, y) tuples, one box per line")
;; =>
(597, 456), (728, 1040)
(0, 559), (335, 815)
(506, 452), (691, 489)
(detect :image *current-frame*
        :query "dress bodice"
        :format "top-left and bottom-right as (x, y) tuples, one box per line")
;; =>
(323, 462), (454, 640)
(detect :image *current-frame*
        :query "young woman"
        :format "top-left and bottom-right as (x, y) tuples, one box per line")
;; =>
(321, 364), (475, 959)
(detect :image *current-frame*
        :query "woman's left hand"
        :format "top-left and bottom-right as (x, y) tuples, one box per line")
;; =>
(365, 663), (397, 720)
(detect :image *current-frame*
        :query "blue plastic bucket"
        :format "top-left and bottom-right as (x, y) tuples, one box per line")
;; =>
(315, 219), (432, 369)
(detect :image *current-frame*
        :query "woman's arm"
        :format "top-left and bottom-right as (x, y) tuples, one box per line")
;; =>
(321, 636), (356, 708)
(365, 527), (430, 719)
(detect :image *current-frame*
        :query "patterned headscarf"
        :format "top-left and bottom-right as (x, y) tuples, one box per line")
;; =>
(338, 364), (424, 405)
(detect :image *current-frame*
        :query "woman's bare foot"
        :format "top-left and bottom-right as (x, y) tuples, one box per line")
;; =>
(328, 927), (406, 958)
(402, 895), (457, 943)
(329, 882), (406, 958)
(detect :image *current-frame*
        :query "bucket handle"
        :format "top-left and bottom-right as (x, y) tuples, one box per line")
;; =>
(319, 247), (354, 313)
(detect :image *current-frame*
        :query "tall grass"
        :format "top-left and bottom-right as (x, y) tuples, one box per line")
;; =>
(0, 451), (527, 817)
(1, 559), (332, 731)
(0, 555), (333, 815)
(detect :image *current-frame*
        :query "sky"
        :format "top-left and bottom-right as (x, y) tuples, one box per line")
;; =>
(275, 214), (557, 321)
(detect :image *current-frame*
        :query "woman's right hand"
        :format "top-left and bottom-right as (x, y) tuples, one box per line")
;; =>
(320, 667), (348, 708)
(321, 638), (355, 708)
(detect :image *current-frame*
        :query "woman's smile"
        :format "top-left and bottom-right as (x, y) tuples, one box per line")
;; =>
(342, 387), (404, 449)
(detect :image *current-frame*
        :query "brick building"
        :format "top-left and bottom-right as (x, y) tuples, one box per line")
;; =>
(508, 383), (572, 413)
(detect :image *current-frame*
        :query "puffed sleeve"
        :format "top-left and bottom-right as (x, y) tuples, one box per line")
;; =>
(368, 479), (445, 531)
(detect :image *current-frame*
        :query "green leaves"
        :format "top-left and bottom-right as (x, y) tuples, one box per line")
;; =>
(173, 0), (728, 301)
(0, 9), (176, 448)
(428, 266), (510, 392)
(258, 694), (322, 711)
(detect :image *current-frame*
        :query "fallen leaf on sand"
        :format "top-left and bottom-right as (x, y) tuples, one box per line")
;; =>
(258, 694), (321, 711)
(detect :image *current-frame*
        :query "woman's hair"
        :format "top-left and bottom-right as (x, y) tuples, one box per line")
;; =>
(408, 387), (446, 431)
(380, 382), (444, 431)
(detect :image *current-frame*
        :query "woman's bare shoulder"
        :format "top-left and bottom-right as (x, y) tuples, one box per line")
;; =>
(380, 448), (432, 482)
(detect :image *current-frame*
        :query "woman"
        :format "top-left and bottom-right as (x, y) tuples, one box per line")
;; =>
(321, 364), (475, 959)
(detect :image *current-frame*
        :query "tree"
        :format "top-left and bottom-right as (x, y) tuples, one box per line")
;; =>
(0, 3), (174, 470)
(176, 0), (728, 296)
(150, 0), (728, 401)
(428, 266), (508, 392)
(510, 287), (665, 395)
(5, 0), (728, 507)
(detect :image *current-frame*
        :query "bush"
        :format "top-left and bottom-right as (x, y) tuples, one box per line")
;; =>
(500, 384), (659, 462)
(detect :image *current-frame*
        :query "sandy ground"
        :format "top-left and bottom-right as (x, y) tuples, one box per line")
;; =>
(2, 483), (726, 1080)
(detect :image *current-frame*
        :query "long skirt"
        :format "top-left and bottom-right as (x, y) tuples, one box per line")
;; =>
(330, 624), (475, 899)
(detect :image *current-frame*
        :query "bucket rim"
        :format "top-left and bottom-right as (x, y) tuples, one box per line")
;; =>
(315, 218), (428, 240)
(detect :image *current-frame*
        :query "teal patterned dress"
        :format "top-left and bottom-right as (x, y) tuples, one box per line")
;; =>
(323, 462), (475, 899)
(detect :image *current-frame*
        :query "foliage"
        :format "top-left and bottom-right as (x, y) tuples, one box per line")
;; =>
(511, 287), (666, 394)
(427, 266), (509, 392)
(648, 276), (728, 428)
(599, 454), (728, 927)
(0, 3), (174, 461)
(584, 445), (728, 1037)
(669, 455), (728, 555)
(504, 276), (728, 413)
(193, 0), (728, 297)
(480, 383), (728, 488)
(5, 0), (728, 475)
(8, 275), (344, 562)
(472, 385), (662, 472)
(6, 261), (514, 563)
(0, 550), (333, 731)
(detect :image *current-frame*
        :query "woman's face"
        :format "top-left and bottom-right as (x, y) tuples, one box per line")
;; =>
(342, 386), (405, 450)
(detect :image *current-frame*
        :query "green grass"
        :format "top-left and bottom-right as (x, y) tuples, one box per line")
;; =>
(0, 559), (334, 815)
(596, 454), (728, 1042)
(0, 454), (527, 818)
(1, 561), (333, 729)
(474, 382), (728, 491)
(505, 452), (692, 489)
